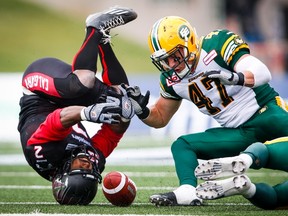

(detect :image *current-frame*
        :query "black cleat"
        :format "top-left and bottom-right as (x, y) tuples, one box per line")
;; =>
(86, 6), (137, 32)
(150, 192), (177, 206)
(150, 192), (202, 207)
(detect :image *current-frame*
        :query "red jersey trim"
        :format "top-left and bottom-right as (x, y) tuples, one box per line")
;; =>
(98, 45), (111, 86)
(91, 124), (123, 158)
(72, 28), (96, 72)
(23, 72), (61, 97)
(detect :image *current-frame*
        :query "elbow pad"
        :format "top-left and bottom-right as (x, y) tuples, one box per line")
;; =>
(235, 55), (272, 87)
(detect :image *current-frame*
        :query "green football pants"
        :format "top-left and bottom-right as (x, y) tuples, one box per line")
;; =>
(171, 99), (288, 186)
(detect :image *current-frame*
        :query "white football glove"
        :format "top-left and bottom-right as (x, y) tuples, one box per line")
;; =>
(81, 102), (121, 124)
(204, 70), (244, 85)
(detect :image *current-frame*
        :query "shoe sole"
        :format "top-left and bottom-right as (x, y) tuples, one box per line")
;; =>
(150, 198), (202, 207)
(149, 197), (202, 207)
(195, 158), (246, 180)
(196, 174), (250, 200)
(86, 7), (137, 30)
(150, 197), (174, 206)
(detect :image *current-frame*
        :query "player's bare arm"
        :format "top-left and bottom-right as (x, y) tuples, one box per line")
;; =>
(60, 106), (83, 128)
(143, 96), (181, 128)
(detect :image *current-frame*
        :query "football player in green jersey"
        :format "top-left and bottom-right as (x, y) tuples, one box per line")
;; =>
(123, 16), (288, 207)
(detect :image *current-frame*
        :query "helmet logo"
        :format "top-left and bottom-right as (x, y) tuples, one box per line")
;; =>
(179, 25), (190, 40)
(52, 177), (66, 193)
(234, 36), (244, 45)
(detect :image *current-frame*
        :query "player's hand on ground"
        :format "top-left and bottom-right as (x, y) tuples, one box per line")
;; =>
(204, 70), (244, 85)
(81, 102), (121, 124)
(124, 84), (150, 119)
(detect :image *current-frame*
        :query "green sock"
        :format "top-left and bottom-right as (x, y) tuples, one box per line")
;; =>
(247, 183), (277, 210)
(171, 138), (198, 186)
(242, 142), (268, 169)
(274, 181), (288, 209)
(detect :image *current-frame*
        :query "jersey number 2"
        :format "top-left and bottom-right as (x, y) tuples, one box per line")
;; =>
(34, 146), (44, 159)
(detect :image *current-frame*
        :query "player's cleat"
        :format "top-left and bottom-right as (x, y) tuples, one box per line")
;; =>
(196, 174), (252, 200)
(195, 157), (248, 180)
(150, 192), (177, 206)
(149, 192), (202, 207)
(86, 6), (137, 32)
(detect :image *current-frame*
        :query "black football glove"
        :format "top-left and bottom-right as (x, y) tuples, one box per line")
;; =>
(204, 70), (244, 85)
(81, 102), (121, 124)
(124, 84), (150, 119)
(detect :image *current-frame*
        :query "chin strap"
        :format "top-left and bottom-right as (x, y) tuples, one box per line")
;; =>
(177, 64), (191, 79)
(177, 51), (195, 79)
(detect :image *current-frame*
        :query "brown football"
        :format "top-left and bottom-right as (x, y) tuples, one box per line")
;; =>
(102, 171), (137, 207)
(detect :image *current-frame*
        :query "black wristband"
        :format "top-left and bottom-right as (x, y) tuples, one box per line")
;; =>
(137, 107), (150, 119)
(237, 72), (245, 85)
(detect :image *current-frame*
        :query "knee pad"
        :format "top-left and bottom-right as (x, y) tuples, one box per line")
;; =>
(171, 138), (190, 157)
(171, 139), (181, 155)
(54, 73), (90, 98)
(243, 142), (268, 169)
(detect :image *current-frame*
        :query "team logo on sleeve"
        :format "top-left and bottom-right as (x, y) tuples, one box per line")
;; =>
(234, 36), (244, 45)
(166, 74), (181, 86)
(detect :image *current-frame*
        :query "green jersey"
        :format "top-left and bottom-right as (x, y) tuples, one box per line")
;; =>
(159, 29), (278, 128)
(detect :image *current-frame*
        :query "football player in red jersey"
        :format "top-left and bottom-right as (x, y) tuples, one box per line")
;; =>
(17, 6), (137, 205)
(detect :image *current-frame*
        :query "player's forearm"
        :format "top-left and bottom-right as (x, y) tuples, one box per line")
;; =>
(242, 71), (255, 87)
(109, 120), (130, 134)
(60, 106), (83, 128)
(141, 106), (168, 128)
(142, 97), (180, 128)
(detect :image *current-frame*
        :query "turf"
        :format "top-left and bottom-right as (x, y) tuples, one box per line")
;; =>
(0, 163), (288, 215)
(1, 1), (288, 215)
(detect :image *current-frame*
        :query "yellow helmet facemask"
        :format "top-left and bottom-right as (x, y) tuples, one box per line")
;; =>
(148, 16), (199, 82)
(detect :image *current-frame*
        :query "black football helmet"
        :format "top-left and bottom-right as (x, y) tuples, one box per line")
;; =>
(52, 145), (102, 205)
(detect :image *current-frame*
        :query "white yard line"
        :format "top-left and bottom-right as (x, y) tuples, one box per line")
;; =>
(0, 214), (207, 216)
(0, 214), (186, 216)
(0, 147), (174, 166)
(0, 171), (287, 178)
(0, 171), (176, 177)
(0, 185), (175, 190)
(0, 201), (252, 205)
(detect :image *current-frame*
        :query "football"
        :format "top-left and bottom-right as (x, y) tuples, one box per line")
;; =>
(102, 171), (137, 207)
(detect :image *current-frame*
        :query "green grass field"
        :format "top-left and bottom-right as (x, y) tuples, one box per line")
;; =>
(1, 141), (288, 215)
(0, 0), (155, 73)
(1, 1), (288, 215)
